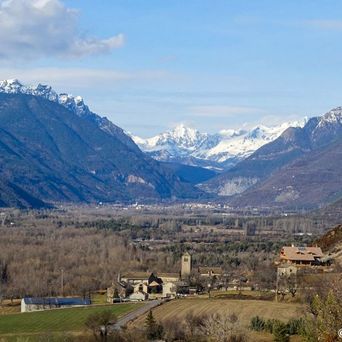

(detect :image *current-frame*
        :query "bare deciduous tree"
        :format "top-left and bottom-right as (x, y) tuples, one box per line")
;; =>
(201, 312), (246, 342)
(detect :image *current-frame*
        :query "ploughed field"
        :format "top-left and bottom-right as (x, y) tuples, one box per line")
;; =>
(0, 303), (140, 337)
(132, 298), (304, 328)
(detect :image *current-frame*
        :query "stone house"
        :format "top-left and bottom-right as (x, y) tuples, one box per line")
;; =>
(280, 246), (324, 266)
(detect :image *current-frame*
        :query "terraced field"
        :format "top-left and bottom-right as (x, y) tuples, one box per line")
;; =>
(0, 303), (141, 338)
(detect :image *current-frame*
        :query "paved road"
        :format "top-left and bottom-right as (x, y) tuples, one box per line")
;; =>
(112, 300), (164, 330)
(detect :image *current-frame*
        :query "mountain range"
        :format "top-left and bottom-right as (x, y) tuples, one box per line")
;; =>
(1, 79), (342, 210)
(0, 80), (202, 208)
(131, 120), (305, 170)
(202, 106), (342, 208)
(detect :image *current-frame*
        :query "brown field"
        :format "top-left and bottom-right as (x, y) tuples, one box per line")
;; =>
(132, 298), (305, 341)
(133, 298), (304, 326)
(0, 300), (21, 315)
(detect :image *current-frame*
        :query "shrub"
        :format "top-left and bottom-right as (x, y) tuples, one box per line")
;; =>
(250, 316), (265, 332)
(287, 317), (305, 335)
(273, 321), (289, 342)
(264, 319), (282, 334)
(250, 315), (306, 341)
(85, 310), (117, 337)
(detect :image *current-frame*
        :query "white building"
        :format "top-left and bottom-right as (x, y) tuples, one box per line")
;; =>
(21, 297), (91, 313)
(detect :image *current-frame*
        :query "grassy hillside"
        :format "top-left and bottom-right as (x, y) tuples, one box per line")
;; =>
(0, 303), (139, 336)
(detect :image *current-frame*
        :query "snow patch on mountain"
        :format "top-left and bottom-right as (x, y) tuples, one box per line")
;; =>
(0, 79), (91, 117)
(316, 107), (342, 128)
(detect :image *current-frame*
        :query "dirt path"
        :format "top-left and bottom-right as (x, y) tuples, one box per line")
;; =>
(112, 300), (164, 330)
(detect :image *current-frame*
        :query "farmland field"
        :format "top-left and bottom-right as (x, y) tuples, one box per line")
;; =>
(0, 303), (141, 338)
(132, 298), (305, 328)
(0, 300), (21, 315)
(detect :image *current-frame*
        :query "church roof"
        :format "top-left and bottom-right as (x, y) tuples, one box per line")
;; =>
(198, 266), (223, 274)
(122, 272), (150, 280)
(122, 272), (178, 281)
(158, 273), (179, 278)
(149, 281), (161, 287)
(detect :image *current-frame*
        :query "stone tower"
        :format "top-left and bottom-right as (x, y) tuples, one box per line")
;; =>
(181, 252), (191, 279)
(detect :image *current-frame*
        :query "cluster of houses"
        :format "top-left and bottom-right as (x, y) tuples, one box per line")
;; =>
(107, 252), (224, 303)
(20, 245), (332, 312)
(108, 245), (332, 303)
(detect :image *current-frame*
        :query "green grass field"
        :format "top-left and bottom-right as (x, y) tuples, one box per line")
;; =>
(0, 303), (140, 336)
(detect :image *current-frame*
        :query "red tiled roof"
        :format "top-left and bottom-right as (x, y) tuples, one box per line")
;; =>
(280, 246), (324, 262)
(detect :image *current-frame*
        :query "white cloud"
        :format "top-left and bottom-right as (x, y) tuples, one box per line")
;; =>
(303, 19), (342, 30)
(188, 105), (263, 118)
(0, 0), (124, 60)
(0, 67), (170, 90)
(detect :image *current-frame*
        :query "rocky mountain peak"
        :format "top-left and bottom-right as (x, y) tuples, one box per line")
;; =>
(132, 120), (305, 169)
(169, 124), (207, 147)
(0, 79), (141, 152)
(0, 79), (86, 115)
(319, 107), (342, 125)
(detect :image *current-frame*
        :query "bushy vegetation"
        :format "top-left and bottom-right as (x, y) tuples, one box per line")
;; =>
(249, 316), (265, 331)
(80, 309), (246, 342)
(250, 316), (305, 340)
(250, 280), (342, 342)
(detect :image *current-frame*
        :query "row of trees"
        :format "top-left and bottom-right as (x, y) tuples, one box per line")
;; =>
(0, 225), (282, 299)
(0, 226), (140, 299)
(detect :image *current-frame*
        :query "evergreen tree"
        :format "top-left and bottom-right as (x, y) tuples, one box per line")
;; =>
(145, 310), (163, 340)
(1, 263), (8, 284)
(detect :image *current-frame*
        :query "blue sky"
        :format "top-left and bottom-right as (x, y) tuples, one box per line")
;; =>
(1, 0), (342, 136)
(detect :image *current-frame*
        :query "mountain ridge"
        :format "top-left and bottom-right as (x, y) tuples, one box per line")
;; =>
(0, 79), (139, 152)
(203, 106), (342, 208)
(0, 81), (203, 208)
(131, 120), (306, 170)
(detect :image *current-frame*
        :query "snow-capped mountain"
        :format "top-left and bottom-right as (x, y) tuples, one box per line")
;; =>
(211, 105), (342, 207)
(311, 106), (342, 147)
(132, 120), (306, 170)
(0, 79), (138, 151)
